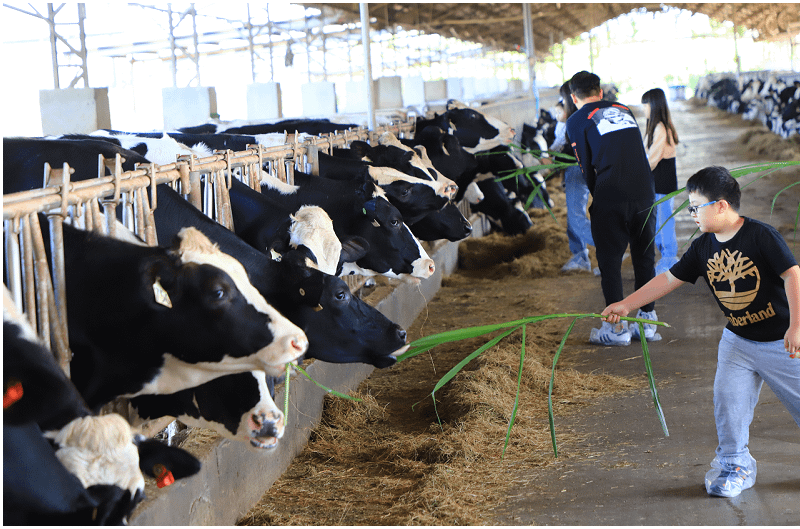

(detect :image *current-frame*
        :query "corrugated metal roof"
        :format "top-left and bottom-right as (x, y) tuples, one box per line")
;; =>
(303, 3), (800, 52)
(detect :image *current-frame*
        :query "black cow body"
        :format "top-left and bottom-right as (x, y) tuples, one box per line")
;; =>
(178, 118), (357, 136)
(3, 137), (151, 194)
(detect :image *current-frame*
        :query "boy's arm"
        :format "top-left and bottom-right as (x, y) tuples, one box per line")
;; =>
(781, 265), (800, 358)
(601, 271), (685, 323)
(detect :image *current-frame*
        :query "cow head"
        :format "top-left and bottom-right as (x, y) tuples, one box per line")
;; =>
(409, 201), (472, 242)
(342, 196), (435, 280)
(445, 100), (515, 153)
(140, 227), (308, 382)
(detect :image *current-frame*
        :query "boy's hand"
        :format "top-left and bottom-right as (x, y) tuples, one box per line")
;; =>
(785, 325), (800, 359)
(601, 303), (630, 324)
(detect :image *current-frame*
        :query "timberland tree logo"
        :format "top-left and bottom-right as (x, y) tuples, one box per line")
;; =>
(706, 248), (775, 327)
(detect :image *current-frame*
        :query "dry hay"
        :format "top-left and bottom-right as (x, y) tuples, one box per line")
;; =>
(738, 128), (800, 161)
(238, 319), (642, 526)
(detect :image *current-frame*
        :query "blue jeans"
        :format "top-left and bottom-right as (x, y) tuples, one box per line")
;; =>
(565, 166), (594, 255)
(714, 328), (800, 466)
(655, 194), (678, 269)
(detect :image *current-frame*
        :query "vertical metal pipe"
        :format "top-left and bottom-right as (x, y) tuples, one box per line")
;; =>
(77, 3), (89, 87)
(47, 3), (60, 89)
(523, 3), (539, 115)
(168, 4), (177, 87)
(267, 5), (274, 82)
(191, 4), (200, 85)
(359, 3), (376, 131)
(247, 4), (256, 83)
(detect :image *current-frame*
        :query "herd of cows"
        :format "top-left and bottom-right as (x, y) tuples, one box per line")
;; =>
(3, 100), (555, 524)
(695, 72), (800, 139)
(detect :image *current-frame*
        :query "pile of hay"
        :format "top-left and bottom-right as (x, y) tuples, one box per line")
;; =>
(738, 128), (800, 161)
(238, 321), (642, 526)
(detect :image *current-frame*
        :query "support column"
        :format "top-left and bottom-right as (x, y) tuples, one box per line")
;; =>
(522, 3), (539, 115)
(359, 3), (376, 131)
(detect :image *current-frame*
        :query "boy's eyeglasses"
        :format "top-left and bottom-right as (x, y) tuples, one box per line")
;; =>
(687, 200), (718, 215)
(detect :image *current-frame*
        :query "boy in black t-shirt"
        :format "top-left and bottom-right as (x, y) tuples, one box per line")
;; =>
(601, 166), (800, 498)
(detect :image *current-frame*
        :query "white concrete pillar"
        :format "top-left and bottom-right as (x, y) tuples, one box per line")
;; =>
(301, 81), (337, 116)
(39, 88), (111, 135)
(162, 86), (217, 130)
(376, 76), (403, 109)
(401, 76), (425, 108)
(424, 80), (447, 102)
(446, 78), (463, 100)
(247, 82), (282, 120)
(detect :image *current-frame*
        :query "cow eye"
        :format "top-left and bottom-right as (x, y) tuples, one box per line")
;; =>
(390, 218), (401, 227)
(334, 289), (349, 302)
(400, 188), (410, 197)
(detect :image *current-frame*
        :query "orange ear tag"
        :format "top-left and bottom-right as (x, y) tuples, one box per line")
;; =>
(3, 382), (23, 409)
(153, 464), (175, 488)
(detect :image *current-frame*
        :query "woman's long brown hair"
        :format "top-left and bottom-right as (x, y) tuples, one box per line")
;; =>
(641, 88), (679, 149)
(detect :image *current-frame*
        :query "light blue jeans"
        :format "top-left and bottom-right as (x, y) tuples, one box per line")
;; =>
(565, 165), (594, 255)
(714, 328), (800, 466)
(655, 194), (679, 272)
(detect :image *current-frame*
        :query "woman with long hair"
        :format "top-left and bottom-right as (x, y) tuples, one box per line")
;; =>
(641, 87), (680, 274)
(556, 80), (595, 273)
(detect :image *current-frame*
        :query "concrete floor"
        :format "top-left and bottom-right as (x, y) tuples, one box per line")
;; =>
(492, 103), (800, 525)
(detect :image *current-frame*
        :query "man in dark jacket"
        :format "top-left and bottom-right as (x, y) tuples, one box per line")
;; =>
(566, 70), (659, 346)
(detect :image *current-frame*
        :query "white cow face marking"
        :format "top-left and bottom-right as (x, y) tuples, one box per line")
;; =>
(172, 228), (308, 373)
(289, 206), (342, 276)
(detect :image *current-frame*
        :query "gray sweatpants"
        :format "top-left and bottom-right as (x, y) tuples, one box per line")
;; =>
(714, 328), (800, 466)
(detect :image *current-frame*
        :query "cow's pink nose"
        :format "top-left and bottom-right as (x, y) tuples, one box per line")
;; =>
(428, 262), (435, 274)
(291, 336), (308, 354)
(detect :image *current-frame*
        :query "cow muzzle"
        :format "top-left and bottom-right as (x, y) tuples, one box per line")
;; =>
(248, 409), (284, 449)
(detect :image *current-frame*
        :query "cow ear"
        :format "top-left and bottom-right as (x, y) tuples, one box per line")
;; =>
(142, 256), (177, 309)
(348, 141), (372, 159)
(361, 198), (378, 220)
(135, 438), (201, 480)
(339, 236), (370, 263)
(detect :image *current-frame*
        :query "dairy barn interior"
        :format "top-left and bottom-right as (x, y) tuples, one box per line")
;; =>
(3, 2), (800, 526)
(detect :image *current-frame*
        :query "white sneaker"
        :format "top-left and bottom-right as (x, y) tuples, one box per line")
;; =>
(589, 321), (631, 346)
(630, 309), (662, 342)
(561, 250), (592, 273)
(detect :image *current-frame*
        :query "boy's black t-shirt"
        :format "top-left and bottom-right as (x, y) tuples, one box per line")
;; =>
(670, 217), (798, 342)
(565, 100), (654, 205)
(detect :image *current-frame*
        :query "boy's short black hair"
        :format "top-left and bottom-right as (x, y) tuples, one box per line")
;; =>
(569, 71), (601, 99)
(686, 166), (741, 211)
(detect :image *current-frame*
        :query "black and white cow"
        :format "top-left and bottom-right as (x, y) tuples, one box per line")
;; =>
(3, 287), (201, 525)
(94, 129), (305, 154)
(261, 170), (435, 279)
(153, 183), (409, 368)
(178, 118), (357, 136)
(55, 131), (213, 165)
(228, 177), (367, 276)
(408, 201), (472, 242)
(38, 217), (308, 411)
(3, 137), (152, 194)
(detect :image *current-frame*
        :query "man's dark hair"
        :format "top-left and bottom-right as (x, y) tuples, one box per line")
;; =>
(569, 71), (601, 99)
(686, 166), (741, 211)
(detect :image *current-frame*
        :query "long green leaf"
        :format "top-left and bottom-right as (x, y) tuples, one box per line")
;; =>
(502, 324), (526, 460)
(638, 323), (669, 437)
(294, 364), (362, 402)
(547, 317), (579, 458)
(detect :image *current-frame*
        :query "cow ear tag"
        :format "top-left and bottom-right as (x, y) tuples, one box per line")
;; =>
(152, 277), (172, 308)
(4, 381), (23, 409)
(153, 464), (175, 488)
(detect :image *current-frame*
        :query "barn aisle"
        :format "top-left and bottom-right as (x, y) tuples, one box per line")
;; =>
(491, 102), (800, 525)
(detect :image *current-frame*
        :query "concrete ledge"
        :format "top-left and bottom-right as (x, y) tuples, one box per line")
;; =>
(129, 218), (485, 525)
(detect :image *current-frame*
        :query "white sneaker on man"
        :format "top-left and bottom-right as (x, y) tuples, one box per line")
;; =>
(589, 321), (631, 346)
(561, 249), (592, 273)
(630, 309), (662, 342)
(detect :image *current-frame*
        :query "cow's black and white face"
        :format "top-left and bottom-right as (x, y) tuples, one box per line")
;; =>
(342, 197), (435, 280)
(295, 273), (409, 367)
(445, 101), (515, 153)
(288, 205), (342, 276)
(132, 228), (308, 396)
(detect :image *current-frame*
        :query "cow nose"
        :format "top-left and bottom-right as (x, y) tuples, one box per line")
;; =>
(291, 335), (308, 355)
(395, 326), (407, 343)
